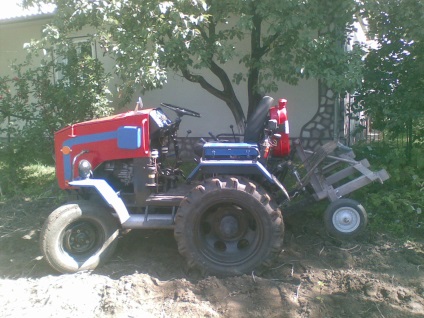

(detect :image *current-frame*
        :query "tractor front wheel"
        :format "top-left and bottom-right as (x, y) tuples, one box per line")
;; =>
(324, 198), (367, 239)
(40, 201), (120, 273)
(174, 177), (284, 276)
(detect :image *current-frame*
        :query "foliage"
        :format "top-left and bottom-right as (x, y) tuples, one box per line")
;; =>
(0, 33), (113, 164)
(351, 141), (423, 237)
(0, 161), (58, 198)
(24, 0), (363, 131)
(355, 0), (424, 161)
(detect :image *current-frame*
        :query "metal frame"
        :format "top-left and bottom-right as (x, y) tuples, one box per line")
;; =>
(292, 139), (390, 202)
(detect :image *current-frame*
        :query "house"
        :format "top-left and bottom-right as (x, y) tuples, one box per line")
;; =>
(0, 7), (347, 151)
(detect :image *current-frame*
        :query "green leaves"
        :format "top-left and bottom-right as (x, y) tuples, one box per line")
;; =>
(352, 142), (424, 236)
(1, 34), (113, 164)
(357, 0), (424, 161)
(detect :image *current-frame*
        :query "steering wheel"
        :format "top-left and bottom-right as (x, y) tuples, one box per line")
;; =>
(160, 103), (201, 118)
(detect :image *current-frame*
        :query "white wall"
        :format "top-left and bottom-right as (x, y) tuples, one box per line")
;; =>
(140, 76), (317, 138)
(0, 18), (46, 76)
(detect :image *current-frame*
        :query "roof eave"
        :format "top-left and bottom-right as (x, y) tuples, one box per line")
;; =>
(0, 12), (55, 25)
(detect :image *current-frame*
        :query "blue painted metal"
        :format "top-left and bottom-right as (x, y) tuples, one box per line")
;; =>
(203, 142), (259, 160)
(186, 155), (290, 201)
(117, 126), (142, 150)
(187, 160), (273, 182)
(69, 179), (130, 224)
(193, 140), (290, 201)
(63, 131), (117, 180)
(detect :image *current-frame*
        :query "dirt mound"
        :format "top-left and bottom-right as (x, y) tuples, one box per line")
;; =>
(0, 198), (423, 317)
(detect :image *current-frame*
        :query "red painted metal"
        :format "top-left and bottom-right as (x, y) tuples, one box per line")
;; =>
(54, 110), (152, 189)
(269, 99), (291, 157)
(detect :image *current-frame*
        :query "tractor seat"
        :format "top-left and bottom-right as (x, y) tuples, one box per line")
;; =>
(243, 96), (274, 143)
(194, 96), (274, 157)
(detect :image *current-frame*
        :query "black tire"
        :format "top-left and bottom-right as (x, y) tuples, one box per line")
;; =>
(174, 176), (284, 276)
(324, 198), (367, 239)
(40, 201), (120, 273)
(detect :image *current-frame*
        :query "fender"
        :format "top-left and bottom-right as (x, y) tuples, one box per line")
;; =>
(69, 179), (130, 224)
(186, 160), (290, 201)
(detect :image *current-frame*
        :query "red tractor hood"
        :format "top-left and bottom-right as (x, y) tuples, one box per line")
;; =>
(54, 109), (153, 189)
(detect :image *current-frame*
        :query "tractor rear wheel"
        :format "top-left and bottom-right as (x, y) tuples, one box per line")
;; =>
(40, 201), (120, 273)
(174, 177), (284, 276)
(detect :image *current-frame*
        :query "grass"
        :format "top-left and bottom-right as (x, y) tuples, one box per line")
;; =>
(0, 163), (63, 243)
(0, 163), (58, 198)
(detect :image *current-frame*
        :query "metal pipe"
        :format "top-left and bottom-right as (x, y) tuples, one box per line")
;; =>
(303, 150), (359, 165)
(71, 150), (89, 181)
(121, 214), (175, 229)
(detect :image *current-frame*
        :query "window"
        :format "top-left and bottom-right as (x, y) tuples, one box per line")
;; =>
(54, 36), (97, 83)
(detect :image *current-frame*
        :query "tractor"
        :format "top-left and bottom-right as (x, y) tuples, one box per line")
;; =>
(41, 96), (388, 275)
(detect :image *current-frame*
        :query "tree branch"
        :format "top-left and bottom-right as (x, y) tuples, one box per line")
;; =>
(180, 62), (245, 132)
(179, 16), (245, 129)
(261, 31), (281, 56)
(209, 60), (233, 95)
(180, 67), (227, 101)
(0, 109), (37, 121)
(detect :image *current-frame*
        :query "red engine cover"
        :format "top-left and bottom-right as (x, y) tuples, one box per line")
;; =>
(269, 99), (290, 157)
(54, 110), (152, 189)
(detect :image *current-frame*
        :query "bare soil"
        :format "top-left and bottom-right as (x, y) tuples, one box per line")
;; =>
(0, 194), (423, 318)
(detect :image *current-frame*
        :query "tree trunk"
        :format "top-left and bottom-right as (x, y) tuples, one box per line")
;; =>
(223, 96), (245, 133)
(247, 6), (264, 120)
(405, 117), (413, 163)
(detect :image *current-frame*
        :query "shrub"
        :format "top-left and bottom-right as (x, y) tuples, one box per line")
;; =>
(351, 141), (423, 237)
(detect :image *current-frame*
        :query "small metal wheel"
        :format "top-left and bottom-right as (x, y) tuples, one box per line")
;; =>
(62, 221), (102, 255)
(324, 198), (367, 239)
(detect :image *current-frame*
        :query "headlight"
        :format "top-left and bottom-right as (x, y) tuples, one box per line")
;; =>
(78, 159), (92, 179)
